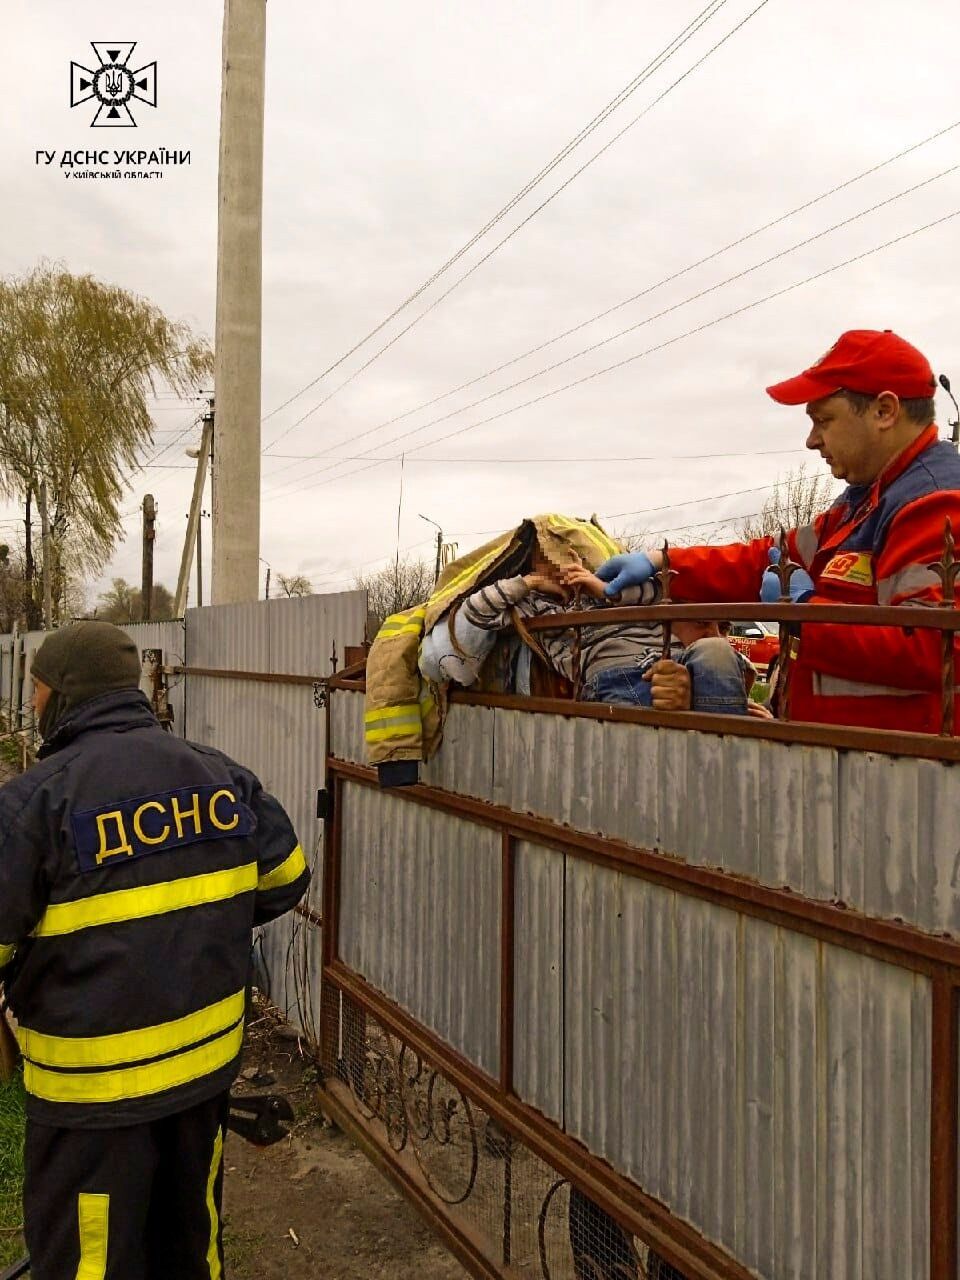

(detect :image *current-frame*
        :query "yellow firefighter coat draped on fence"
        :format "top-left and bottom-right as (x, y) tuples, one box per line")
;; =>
(363, 514), (624, 765)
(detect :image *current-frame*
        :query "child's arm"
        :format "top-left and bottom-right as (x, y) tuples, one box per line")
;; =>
(420, 575), (562, 686)
(562, 561), (656, 604)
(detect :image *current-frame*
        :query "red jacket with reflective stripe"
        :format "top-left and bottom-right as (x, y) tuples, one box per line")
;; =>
(669, 426), (960, 732)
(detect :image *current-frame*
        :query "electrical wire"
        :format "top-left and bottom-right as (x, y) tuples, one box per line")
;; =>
(265, 204), (960, 502)
(262, 117), (960, 487)
(304, 475), (802, 591)
(261, 0), (773, 452)
(259, 0), (731, 434)
(262, 446), (809, 463)
(264, 165), (959, 496)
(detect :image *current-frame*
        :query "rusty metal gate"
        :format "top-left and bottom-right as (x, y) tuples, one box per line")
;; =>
(317, 579), (960, 1280)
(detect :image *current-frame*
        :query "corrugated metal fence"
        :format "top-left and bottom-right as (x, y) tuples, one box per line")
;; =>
(324, 688), (960, 1280)
(181, 592), (365, 1036)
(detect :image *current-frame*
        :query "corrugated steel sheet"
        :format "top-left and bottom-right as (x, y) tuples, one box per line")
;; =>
(475, 703), (960, 938)
(557, 856), (930, 1279)
(330, 687), (365, 763)
(184, 591), (365, 675)
(0, 633), (14, 720)
(513, 840), (564, 1124)
(183, 591), (366, 1034)
(338, 779), (500, 1077)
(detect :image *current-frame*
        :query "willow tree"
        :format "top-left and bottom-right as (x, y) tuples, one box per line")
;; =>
(0, 263), (212, 627)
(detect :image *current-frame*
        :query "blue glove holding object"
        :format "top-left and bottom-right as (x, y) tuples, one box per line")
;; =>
(595, 552), (655, 598)
(760, 547), (815, 604)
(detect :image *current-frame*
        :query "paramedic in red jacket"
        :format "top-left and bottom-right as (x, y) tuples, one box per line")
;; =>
(595, 330), (960, 732)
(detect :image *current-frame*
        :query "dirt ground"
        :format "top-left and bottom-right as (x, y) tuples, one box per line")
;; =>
(223, 1004), (466, 1280)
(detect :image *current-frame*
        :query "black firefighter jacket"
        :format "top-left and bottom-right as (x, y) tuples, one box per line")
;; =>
(0, 689), (309, 1128)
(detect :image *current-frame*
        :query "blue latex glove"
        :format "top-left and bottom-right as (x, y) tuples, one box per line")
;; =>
(760, 547), (815, 603)
(595, 552), (655, 598)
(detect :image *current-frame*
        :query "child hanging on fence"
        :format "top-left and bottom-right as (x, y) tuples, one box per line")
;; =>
(419, 544), (753, 716)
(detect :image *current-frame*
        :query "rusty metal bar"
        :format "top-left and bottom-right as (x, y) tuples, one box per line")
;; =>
(658, 540), (677, 660)
(931, 977), (959, 1279)
(322, 772), (343, 968)
(325, 961), (756, 1280)
(500, 833), (515, 1096)
(327, 757), (960, 976)
(941, 629), (955, 738)
(450, 689), (960, 762)
(521, 602), (960, 631)
(172, 664), (323, 687)
(773, 528), (799, 722)
(928, 517), (960, 738)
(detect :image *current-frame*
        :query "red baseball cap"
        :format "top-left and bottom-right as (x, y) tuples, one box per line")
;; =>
(766, 329), (935, 405)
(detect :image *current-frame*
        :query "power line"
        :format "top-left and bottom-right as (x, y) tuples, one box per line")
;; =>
(265, 163), (959, 491)
(308, 473), (803, 590)
(259, 0), (728, 432)
(264, 203), (960, 502)
(601, 480), (799, 522)
(263, 446), (807, 463)
(261, 0), (772, 453)
(262, 116), (960, 486)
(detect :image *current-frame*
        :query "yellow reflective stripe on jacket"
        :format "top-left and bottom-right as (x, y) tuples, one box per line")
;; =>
(18, 989), (246, 1070)
(257, 844), (307, 893)
(364, 704), (421, 739)
(34, 864), (259, 939)
(428, 538), (511, 614)
(206, 1125), (225, 1279)
(0, 943), (15, 969)
(546, 514), (619, 561)
(378, 622), (423, 638)
(24, 1020), (244, 1104)
(378, 606), (427, 637)
(76, 1193), (109, 1280)
(364, 704), (421, 725)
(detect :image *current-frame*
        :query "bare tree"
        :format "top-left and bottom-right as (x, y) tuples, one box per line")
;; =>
(606, 524), (648, 553)
(276, 573), (312, 598)
(354, 556), (434, 636)
(738, 467), (838, 541)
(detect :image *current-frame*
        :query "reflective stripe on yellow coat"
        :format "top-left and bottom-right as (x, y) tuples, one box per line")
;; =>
(364, 606), (442, 765)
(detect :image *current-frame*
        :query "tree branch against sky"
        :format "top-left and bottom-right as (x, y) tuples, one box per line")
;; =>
(736, 467), (839, 542)
(0, 263), (212, 626)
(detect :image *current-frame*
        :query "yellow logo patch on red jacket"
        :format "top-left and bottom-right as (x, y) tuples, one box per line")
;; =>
(820, 551), (874, 586)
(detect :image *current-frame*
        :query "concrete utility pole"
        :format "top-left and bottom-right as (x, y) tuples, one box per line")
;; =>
(175, 414), (214, 617)
(141, 494), (156, 620)
(212, 0), (266, 605)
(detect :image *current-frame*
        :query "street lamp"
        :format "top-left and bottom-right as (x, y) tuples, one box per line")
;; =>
(419, 514), (443, 583)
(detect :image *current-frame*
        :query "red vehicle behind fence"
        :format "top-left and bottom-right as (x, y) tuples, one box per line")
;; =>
(726, 620), (779, 678)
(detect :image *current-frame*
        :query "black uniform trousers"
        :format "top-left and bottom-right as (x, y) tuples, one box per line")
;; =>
(24, 1092), (229, 1280)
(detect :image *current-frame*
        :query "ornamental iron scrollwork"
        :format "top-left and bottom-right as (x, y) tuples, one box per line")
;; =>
(344, 1017), (478, 1206)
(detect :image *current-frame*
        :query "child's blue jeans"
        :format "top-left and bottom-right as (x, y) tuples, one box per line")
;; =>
(582, 636), (747, 715)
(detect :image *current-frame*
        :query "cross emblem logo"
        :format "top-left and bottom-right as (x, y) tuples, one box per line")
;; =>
(70, 43), (157, 128)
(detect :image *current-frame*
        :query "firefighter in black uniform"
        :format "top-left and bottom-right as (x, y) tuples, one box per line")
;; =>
(0, 622), (310, 1279)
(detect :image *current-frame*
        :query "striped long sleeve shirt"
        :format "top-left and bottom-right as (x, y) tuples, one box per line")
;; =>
(420, 575), (677, 687)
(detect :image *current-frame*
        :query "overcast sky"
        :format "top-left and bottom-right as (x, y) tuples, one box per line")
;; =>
(3, 0), (959, 606)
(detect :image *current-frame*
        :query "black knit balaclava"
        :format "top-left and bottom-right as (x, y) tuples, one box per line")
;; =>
(31, 622), (142, 739)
